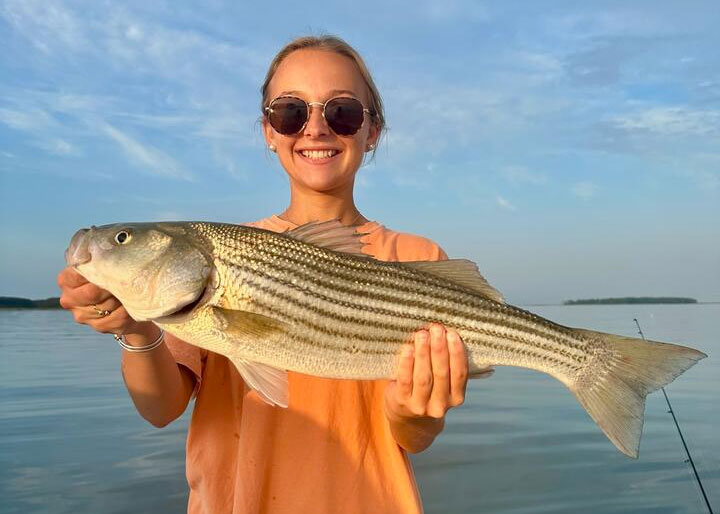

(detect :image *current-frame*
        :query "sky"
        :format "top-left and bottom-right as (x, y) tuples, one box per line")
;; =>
(1, 0), (719, 304)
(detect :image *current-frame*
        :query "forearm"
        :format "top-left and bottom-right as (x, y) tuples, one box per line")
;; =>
(385, 408), (445, 453)
(121, 325), (195, 427)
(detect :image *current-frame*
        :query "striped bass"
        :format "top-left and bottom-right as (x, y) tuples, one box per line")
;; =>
(65, 220), (706, 458)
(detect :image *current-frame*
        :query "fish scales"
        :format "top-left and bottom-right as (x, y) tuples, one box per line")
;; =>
(67, 220), (706, 456)
(197, 224), (591, 378)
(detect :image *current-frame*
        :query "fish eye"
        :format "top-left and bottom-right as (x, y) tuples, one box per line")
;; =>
(114, 230), (131, 245)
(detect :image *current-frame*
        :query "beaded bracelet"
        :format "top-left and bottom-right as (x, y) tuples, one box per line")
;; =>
(114, 329), (165, 353)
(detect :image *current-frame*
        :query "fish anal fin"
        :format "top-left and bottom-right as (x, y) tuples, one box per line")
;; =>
(284, 220), (369, 257)
(229, 357), (289, 408)
(404, 259), (505, 303)
(469, 366), (495, 380)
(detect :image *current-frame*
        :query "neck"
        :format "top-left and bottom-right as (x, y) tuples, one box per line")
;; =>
(280, 183), (367, 226)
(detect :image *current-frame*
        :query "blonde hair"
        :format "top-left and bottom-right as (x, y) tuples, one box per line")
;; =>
(261, 35), (386, 143)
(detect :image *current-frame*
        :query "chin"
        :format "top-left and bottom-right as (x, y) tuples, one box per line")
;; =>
(292, 168), (356, 193)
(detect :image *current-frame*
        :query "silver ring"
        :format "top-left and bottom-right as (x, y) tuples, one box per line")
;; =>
(92, 304), (111, 317)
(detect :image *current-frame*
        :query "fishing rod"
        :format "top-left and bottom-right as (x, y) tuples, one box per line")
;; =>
(633, 318), (714, 514)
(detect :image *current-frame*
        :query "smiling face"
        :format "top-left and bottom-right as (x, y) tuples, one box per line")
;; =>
(263, 49), (379, 195)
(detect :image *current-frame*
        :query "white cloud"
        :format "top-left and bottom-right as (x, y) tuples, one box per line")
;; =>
(612, 107), (720, 136)
(0, 107), (55, 131)
(496, 195), (516, 210)
(572, 181), (598, 199)
(500, 165), (547, 185)
(35, 138), (80, 156)
(1, 0), (87, 53)
(97, 121), (192, 180)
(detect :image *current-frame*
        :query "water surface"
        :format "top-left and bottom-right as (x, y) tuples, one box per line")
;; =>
(1, 305), (717, 513)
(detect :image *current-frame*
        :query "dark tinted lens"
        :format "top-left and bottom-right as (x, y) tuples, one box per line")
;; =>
(325, 98), (365, 136)
(268, 97), (308, 135)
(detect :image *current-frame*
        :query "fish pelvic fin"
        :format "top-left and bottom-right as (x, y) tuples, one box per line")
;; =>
(213, 307), (291, 407)
(229, 357), (289, 407)
(570, 330), (706, 458)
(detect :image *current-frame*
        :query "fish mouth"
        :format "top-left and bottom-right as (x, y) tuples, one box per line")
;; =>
(66, 228), (92, 267)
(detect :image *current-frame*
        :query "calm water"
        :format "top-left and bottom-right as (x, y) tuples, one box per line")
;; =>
(1, 305), (718, 513)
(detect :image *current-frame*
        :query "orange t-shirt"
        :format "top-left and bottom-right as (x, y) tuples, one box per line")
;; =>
(165, 216), (448, 514)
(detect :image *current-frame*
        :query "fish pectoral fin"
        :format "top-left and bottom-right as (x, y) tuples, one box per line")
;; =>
(469, 366), (495, 379)
(403, 260), (505, 303)
(212, 308), (290, 407)
(213, 307), (290, 339)
(230, 357), (289, 408)
(284, 219), (369, 257)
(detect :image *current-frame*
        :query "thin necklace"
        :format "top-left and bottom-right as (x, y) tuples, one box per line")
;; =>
(279, 211), (366, 226)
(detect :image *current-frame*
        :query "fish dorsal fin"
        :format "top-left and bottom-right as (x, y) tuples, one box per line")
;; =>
(212, 307), (291, 407)
(229, 357), (289, 407)
(403, 259), (505, 303)
(284, 220), (368, 256)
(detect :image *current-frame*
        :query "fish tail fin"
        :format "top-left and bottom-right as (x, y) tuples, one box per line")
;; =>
(569, 330), (705, 458)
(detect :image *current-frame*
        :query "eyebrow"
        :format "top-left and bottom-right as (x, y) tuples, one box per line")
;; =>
(277, 89), (360, 98)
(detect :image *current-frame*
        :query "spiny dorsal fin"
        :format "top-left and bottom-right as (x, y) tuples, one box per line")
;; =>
(284, 220), (368, 256)
(403, 259), (505, 303)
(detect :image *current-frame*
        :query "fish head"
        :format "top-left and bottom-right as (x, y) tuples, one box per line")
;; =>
(66, 223), (212, 321)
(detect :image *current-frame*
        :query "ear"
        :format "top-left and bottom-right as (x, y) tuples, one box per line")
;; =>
(365, 120), (380, 149)
(262, 117), (276, 149)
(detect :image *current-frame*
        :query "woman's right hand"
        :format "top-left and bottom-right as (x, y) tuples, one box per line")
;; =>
(57, 266), (151, 337)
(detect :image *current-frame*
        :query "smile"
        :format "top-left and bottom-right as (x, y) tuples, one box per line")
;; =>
(298, 149), (340, 160)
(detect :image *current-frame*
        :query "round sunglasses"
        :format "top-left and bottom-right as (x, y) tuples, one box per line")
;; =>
(264, 96), (375, 136)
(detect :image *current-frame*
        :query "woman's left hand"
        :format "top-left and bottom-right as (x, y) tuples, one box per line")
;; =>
(384, 323), (469, 422)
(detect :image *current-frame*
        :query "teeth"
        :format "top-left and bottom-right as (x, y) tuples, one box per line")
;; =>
(300, 150), (338, 160)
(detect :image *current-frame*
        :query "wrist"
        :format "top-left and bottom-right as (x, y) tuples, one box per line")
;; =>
(122, 322), (162, 347)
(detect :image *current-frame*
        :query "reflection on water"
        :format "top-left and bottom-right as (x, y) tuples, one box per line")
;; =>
(0, 310), (190, 514)
(1, 305), (718, 513)
(414, 304), (719, 514)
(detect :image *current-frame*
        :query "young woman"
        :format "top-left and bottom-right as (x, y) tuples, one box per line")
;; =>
(58, 35), (471, 514)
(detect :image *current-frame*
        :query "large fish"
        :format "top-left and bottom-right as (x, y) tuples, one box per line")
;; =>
(65, 220), (706, 457)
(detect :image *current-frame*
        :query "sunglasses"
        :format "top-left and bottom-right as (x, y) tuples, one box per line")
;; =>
(264, 96), (374, 136)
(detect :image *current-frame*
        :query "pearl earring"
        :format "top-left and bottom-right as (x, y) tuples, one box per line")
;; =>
(366, 144), (375, 151)
(268, 144), (277, 153)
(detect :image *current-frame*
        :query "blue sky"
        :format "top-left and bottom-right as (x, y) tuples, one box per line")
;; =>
(1, 0), (718, 304)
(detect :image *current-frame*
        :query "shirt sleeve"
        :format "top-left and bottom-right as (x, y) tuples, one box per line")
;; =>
(164, 332), (206, 398)
(394, 232), (448, 262)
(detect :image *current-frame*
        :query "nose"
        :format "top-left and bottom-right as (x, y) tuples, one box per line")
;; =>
(303, 102), (330, 137)
(65, 228), (92, 266)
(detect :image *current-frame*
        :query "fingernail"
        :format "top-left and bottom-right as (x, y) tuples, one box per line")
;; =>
(416, 331), (428, 343)
(430, 324), (443, 337)
(403, 345), (414, 358)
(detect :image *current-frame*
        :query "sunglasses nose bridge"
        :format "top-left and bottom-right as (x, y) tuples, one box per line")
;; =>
(304, 101), (331, 135)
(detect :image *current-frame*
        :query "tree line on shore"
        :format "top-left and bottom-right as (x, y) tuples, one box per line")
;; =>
(564, 297), (697, 305)
(0, 297), (61, 308)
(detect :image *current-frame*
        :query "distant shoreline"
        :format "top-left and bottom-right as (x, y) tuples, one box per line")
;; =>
(563, 297), (698, 305)
(0, 296), (709, 310)
(0, 297), (61, 309)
